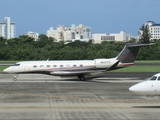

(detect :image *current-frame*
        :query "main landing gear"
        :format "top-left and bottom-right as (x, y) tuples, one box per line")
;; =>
(13, 74), (18, 81)
(78, 75), (85, 81)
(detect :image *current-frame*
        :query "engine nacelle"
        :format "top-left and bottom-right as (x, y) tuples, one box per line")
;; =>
(94, 59), (118, 68)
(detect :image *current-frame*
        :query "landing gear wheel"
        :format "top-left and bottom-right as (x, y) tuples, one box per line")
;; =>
(13, 77), (17, 81)
(78, 75), (85, 81)
(13, 74), (18, 81)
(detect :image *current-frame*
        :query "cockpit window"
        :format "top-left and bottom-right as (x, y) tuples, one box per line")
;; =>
(158, 77), (160, 81)
(149, 76), (157, 81)
(12, 64), (20, 66)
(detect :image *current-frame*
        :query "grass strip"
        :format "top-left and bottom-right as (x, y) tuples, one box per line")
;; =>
(0, 66), (8, 72)
(111, 66), (160, 72)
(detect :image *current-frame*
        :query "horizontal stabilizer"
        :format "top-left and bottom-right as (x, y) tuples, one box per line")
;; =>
(126, 43), (155, 48)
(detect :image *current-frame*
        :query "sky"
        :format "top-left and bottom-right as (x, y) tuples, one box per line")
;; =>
(0, 0), (160, 37)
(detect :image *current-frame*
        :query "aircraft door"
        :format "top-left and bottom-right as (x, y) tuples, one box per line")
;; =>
(150, 81), (159, 93)
(24, 64), (30, 72)
(148, 76), (158, 93)
(150, 82), (155, 91)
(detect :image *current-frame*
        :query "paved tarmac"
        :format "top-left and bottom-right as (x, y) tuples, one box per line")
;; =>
(0, 73), (160, 120)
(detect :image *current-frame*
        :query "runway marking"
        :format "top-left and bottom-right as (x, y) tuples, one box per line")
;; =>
(0, 105), (160, 109)
(92, 80), (143, 83)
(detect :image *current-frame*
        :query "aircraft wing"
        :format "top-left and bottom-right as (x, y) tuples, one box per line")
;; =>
(50, 70), (105, 76)
(50, 60), (120, 76)
(106, 60), (120, 71)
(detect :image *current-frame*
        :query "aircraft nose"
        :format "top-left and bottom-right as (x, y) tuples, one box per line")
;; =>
(3, 67), (10, 73)
(129, 81), (148, 94)
(129, 85), (139, 92)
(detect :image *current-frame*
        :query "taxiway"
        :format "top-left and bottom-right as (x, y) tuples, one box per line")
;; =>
(0, 73), (160, 120)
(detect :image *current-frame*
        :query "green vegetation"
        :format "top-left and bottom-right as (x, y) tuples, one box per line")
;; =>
(0, 34), (160, 73)
(139, 24), (150, 43)
(111, 66), (160, 72)
(0, 61), (18, 64)
(1, 29), (160, 73)
(1, 35), (160, 61)
(135, 61), (160, 63)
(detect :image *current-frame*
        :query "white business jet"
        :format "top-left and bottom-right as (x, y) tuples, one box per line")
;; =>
(3, 43), (151, 81)
(129, 73), (160, 96)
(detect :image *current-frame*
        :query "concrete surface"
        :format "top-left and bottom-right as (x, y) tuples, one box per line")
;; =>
(0, 73), (160, 120)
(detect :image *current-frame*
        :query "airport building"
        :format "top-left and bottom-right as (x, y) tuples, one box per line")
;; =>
(0, 17), (15, 39)
(47, 24), (91, 42)
(142, 21), (160, 40)
(27, 31), (39, 41)
(92, 31), (131, 44)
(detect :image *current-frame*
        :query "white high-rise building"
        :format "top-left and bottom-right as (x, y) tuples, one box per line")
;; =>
(47, 24), (91, 42)
(145, 21), (160, 40)
(27, 31), (39, 41)
(0, 17), (16, 39)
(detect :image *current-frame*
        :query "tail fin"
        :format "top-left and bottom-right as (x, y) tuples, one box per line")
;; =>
(116, 43), (152, 63)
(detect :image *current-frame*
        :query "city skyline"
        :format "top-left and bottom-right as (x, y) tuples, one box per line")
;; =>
(0, 0), (160, 37)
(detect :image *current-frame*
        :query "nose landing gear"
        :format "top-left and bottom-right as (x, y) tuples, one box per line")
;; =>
(13, 74), (18, 81)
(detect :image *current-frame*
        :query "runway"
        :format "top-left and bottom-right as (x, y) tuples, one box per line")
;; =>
(0, 73), (160, 120)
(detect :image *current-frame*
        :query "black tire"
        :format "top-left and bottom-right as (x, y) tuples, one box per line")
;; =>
(13, 77), (17, 81)
(78, 75), (85, 81)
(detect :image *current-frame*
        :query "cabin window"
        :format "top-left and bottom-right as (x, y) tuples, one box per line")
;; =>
(53, 65), (57, 67)
(158, 77), (160, 81)
(73, 65), (76, 67)
(40, 65), (44, 67)
(60, 65), (63, 67)
(33, 65), (37, 68)
(79, 64), (83, 67)
(149, 76), (157, 81)
(47, 65), (50, 67)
